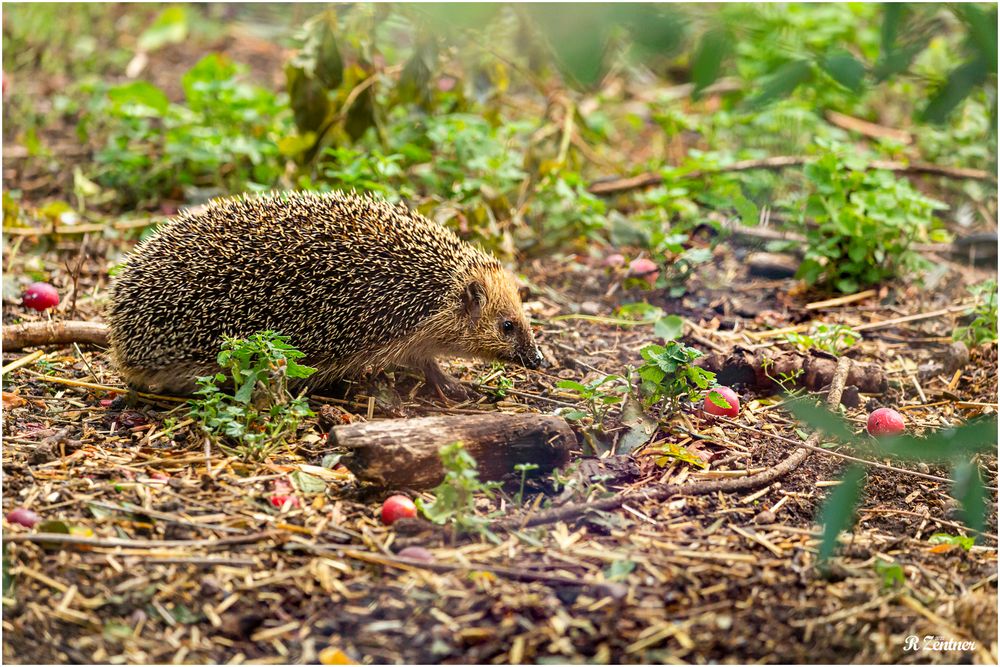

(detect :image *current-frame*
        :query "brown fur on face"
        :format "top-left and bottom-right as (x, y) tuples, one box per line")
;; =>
(442, 264), (542, 369)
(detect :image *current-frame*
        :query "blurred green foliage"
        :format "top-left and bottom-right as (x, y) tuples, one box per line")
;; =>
(2, 2), (996, 292)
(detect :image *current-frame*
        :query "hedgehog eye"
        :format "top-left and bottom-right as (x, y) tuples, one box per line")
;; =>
(501, 320), (515, 335)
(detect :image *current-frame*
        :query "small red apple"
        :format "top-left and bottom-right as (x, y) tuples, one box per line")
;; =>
(22, 282), (60, 311)
(703, 386), (740, 418)
(381, 495), (417, 525)
(867, 408), (905, 437)
(6, 508), (41, 528)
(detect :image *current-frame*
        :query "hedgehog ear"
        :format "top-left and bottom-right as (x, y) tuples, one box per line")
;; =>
(461, 280), (486, 324)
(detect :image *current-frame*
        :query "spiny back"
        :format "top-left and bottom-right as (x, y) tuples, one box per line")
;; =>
(107, 191), (501, 374)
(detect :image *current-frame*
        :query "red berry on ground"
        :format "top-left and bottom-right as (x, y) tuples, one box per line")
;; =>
(703, 386), (740, 418)
(867, 408), (905, 437)
(381, 495), (417, 525)
(22, 282), (60, 311)
(7, 508), (41, 528)
(270, 495), (300, 509)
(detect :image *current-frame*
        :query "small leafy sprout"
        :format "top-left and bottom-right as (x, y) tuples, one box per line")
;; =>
(794, 141), (948, 294)
(873, 559), (905, 589)
(636, 315), (716, 415)
(189, 331), (316, 461)
(953, 279), (998, 346)
(556, 375), (625, 426)
(784, 324), (861, 355)
(415, 442), (502, 543)
(513, 463), (540, 506)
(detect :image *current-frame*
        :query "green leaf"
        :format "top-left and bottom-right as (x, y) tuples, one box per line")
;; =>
(108, 81), (169, 116)
(921, 58), (989, 125)
(880, 4), (905, 53)
(821, 51), (866, 92)
(747, 60), (812, 109)
(706, 390), (732, 410)
(398, 45), (434, 104)
(691, 28), (730, 97)
(290, 470), (327, 495)
(816, 464), (865, 568)
(313, 11), (344, 90)
(951, 460), (986, 539)
(929, 532), (975, 551)
(556, 380), (589, 393)
(654, 315), (684, 341)
(603, 559), (636, 581)
(138, 6), (188, 52)
(873, 558), (905, 588)
(955, 5), (997, 73)
(786, 398), (857, 443)
(286, 65), (330, 133)
(732, 194), (759, 226)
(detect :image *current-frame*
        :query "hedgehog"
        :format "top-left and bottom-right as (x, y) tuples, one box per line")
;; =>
(106, 191), (543, 397)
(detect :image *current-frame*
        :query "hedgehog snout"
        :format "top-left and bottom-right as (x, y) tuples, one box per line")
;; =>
(518, 345), (544, 370)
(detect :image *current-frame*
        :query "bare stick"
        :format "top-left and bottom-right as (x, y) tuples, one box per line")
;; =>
(3, 320), (109, 350)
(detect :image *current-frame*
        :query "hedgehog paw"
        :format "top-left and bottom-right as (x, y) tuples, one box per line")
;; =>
(421, 361), (474, 403)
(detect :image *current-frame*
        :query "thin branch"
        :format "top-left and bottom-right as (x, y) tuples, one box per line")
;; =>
(588, 156), (997, 196)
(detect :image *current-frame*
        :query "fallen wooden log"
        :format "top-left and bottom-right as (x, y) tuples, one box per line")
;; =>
(329, 414), (575, 490)
(695, 348), (887, 399)
(3, 320), (109, 351)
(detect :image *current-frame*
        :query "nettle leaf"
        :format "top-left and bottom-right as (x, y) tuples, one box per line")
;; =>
(706, 389), (732, 410)
(921, 57), (989, 125)
(951, 460), (986, 538)
(654, 315), (684, 341)
(821, 50), (866, 92)
(691, 28), (730, 97)
(817, 464), (865, 568)
(286, 64), (330, 133)
(313, 11), (344, 90)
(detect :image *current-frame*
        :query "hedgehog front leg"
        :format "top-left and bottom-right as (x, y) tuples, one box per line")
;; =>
(420, 358), (472, 402)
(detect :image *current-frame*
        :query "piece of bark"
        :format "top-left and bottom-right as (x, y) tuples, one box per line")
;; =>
(695, 348), (887, 398)
(2, 320), (109, 351)
(329, 414), (575, 490)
